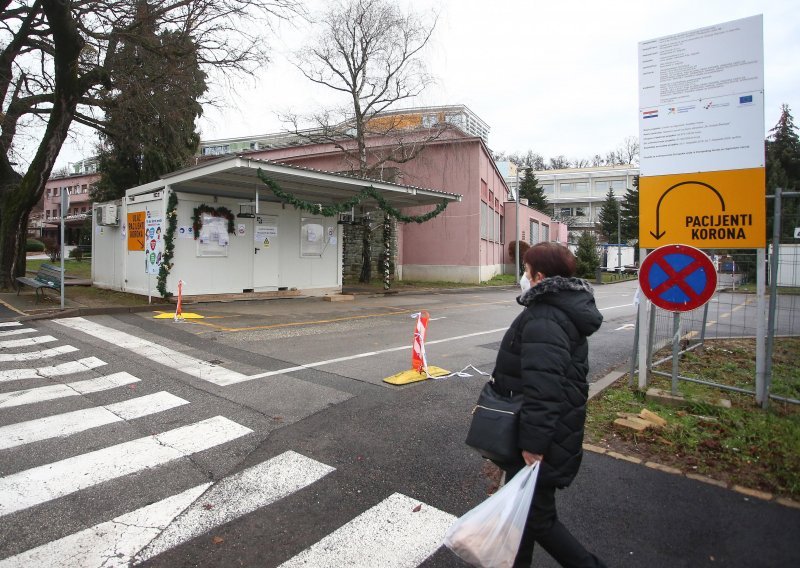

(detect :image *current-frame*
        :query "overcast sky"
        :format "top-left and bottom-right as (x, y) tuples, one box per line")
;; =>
(56, 0), (798, 168)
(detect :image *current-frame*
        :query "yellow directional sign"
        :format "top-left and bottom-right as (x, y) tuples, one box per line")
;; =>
(639, 168), (765, 249)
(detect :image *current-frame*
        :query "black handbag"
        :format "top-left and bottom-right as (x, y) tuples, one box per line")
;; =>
(465, 380), (524, 465)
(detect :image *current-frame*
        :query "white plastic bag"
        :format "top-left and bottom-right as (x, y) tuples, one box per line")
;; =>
(444, 463), (539, 568)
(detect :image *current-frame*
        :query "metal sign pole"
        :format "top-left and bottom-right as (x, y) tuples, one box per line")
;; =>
(755, 247), (767, 406)
(60, 189), (70, 310)
(637, 248), (649, 390)
(671, 311), (681, 395)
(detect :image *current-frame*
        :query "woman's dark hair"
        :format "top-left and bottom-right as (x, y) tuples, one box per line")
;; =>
(523, 242), (577, 278)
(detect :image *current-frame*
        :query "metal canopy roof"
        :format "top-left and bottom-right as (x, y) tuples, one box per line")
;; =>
(126, 155), (461, 208)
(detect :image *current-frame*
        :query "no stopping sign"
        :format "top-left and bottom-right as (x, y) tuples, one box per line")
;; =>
(638, 245), (717, 312)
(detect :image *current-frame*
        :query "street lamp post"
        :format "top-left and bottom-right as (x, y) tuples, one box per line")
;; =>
(515, 167), (520, 277)
(617, 203), (622, 271)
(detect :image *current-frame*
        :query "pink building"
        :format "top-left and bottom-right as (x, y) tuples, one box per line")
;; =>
(245, 132), (567, 283)
(33, 171), (98, 246)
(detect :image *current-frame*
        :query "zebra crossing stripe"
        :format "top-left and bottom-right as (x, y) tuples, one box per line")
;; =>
(0, 328), (35, 338)
(0, 322), (21, 327)
(278, 493), (456, 568)
(0, 416), (253, 516)
(0, 451), (333, 567)
(0, 357), (106, 383)
(0, 372), (139, 409)
(0, 391), (189, 450)
(0, 335), (57, 349)
(56, 317), (249, 386)
(0, 344), (78, 362)
(0, 484), (211, 568)
(134, 451), (336, 562)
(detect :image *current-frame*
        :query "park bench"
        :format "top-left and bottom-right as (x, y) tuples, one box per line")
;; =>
(16, 263), (63, 303)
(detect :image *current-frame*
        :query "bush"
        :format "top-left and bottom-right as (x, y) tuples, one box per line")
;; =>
(68, 247), (84, 262)
(26, 238), (45, 252)
(508, 240), (531, 275)
(575, 231), (600, 279)
(41, 237), (60, 262)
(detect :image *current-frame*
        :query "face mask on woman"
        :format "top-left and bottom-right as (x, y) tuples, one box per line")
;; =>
(520, 274), (531, 292)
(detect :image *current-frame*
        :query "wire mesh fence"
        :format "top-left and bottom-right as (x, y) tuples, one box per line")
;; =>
(634, 190), (800, 406)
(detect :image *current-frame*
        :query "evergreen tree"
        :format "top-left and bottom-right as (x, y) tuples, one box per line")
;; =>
(575, 231), (600, 279)
(620, 176), (639, 243)
(92, 2), (207, 202)
(518, 169), (548, 211)
(597, 189), (620, 243)
(765, 104), (800, 241)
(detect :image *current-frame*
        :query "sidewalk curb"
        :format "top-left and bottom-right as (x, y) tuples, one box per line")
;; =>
(582, 442), (800, 510)
(17, 304), (174, 322)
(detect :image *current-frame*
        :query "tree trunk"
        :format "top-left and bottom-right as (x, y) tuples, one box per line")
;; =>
(0, 0), (86, 288)
(0, 173), (28, 288)
(359, 217), (371, 283)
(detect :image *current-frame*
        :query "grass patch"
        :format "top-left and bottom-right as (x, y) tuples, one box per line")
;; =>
(600, 271), (637, 284)
(586, 337), (800, 499)
(26, 258), (91, 279)
(64, 286), (155, 307)
(731, 282), (800, 295)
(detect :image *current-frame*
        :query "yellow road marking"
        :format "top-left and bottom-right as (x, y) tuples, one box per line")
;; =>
(187, 299), (513, 334)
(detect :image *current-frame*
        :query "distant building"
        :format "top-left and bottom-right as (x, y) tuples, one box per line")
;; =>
(499, 164), (639, 242)
(198, 104), (490, 157)
(29, 157), (100, 245)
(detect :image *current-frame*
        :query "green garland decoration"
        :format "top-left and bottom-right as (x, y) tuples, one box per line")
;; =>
(192, 204), (235, 238)
(156, 191), (178, 299)
(382, 213), (392, 291)
(256, 169), (448, 223)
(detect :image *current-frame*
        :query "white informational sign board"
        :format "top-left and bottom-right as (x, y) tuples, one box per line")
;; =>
(301, 217), (325, 257)
(197, 214), (229, 257)
(638, 15), (764, 176)
(145, 217), (163, 275)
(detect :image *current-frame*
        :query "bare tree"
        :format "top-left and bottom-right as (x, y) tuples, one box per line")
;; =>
(286, 0), (443, 177)
(573, 158), (590, 168)
(0, 0), (300, 288)
(549, 155), (571, 170)
(286, 0), (444, 282)
(616, 135), (639, 165)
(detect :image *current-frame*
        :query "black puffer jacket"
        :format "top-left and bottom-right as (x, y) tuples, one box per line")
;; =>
(492, 276), (603, 487)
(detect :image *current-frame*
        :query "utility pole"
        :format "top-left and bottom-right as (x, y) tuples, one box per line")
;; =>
(617, 200), (622, 271)
(515, 166), (520, 276)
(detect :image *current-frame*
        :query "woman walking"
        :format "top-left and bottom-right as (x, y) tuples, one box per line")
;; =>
(492, 242), (606, 567)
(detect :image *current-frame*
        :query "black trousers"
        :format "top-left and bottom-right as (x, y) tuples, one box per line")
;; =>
(503, 465), (607, 568)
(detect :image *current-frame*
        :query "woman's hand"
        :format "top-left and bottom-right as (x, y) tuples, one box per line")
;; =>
(522, 450), (543, 466)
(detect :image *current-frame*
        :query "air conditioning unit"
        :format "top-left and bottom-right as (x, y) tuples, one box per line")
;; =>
(97, 204), (119, 226)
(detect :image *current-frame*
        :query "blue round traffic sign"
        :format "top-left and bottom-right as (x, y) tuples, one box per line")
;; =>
(639, 245), (717, 312)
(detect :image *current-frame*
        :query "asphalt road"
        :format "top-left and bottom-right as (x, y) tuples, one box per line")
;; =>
(1, 282), (798, 567)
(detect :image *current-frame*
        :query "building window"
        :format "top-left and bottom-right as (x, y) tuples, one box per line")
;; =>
(574, 207), (586, 217)
(560, 183), (574, 194)
(500, 214), (505, 244)
(530, 220), (540, 245)
(541, 184), (554, 195)
(595, 179), (626, 195)
(480, 201), (488, 239)
(542, 224), (550, 242)
(560, 207), (572, 217)
(574, 182), (589, 195)
(495, 211), (501, 243)
(202, 145), (230, 156)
